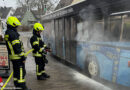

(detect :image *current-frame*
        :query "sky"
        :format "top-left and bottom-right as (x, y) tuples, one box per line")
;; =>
(0, 0), (60, 9)
(0, 0), (17, 8)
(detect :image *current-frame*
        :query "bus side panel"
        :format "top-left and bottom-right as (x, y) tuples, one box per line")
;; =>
(51, 20), (56, 55)
(58, 18), (64, 58)
(93, 51), (113, 81)
(54, 20), (59, 56)
(62, 18), (65, 59)
(70, 17), (77, 64)
(117, 49), (130, 87)
(65, 17), (71, 62)
(97, 46), (118, 81)
(76, 44), (85, 69)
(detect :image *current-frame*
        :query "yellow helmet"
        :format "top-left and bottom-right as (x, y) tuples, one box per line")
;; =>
(33, 23), (44, 31)
(7, 16), (21, 27)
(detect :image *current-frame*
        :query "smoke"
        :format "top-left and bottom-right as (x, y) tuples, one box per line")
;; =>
(75, 4), (114, 89)
(76, 5), (106, 42)
(71, 70), (112, 90)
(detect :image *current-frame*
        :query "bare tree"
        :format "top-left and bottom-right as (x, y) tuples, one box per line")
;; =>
(17, 0), (60, 14)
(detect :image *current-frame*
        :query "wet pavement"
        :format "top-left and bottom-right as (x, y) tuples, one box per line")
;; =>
(25, 54), (112, 90)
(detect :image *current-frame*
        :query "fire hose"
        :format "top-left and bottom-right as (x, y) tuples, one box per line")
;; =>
(1, 48), (51, 89)
(1, 72), (13, 90)
(1, 49), (34, 90)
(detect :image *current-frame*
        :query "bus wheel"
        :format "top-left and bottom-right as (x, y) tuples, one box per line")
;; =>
(88, 58), (99, 79)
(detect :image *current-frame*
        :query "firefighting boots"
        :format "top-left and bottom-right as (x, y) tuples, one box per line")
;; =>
(37, 76), (46, 80)
(22, 85), (31, 90)
(42, 73), (50, 78)
(15, 85), (31, 90)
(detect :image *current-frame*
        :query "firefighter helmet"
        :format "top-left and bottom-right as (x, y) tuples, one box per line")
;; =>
(7, 16), (21, 27)
(33, 23), (44, 31)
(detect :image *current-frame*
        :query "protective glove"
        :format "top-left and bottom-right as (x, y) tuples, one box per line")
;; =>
(44, 57), (48, 64)
(42, 48), (47, 55)
(44, 47), (51, 52)
(21, 56), (27, 62)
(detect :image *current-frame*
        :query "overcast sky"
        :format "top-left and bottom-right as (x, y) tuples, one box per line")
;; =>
(0, 0), (17, 8)
(0, 0), (60, 9)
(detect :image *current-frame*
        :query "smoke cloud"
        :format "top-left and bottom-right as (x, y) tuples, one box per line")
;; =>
(75, 3), (115, 90)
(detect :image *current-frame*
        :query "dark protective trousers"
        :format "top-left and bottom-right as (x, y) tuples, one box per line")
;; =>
(11, 60), (26, 88)
(34, 57), (45, 78)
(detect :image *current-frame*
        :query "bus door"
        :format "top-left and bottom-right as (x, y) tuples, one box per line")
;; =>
(64, 16), (77, 64)
(54, 19), (59, 57)
(65, 17), (71, 63)
(54, 18), (64, 58)
(70, 17), (77, 64)
(58, 18), (64, 58)
(51, 20), (56, 55)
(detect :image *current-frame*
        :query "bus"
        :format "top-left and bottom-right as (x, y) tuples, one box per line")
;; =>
(41, 0), (130, 89)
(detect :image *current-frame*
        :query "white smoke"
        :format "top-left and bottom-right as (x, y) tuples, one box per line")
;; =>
(76, 5), (106, 42)
(75, 4), (113, 89)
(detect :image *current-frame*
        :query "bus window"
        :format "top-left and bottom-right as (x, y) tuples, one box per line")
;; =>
(109, 16), (122, 41)
(122, 18), (130, 41)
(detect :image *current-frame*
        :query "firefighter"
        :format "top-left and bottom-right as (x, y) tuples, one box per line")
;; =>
(30, 23), (50, 80)
(4, 16), (30, 90)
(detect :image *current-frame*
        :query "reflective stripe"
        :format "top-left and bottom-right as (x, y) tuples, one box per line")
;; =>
(19, 52), (24, 56)
(18, 68), (25, 83)
(13, 78), (18, 81)
(37, 70), (45, 76)
(7, 41), (15, 55)
(18, 79), (25, 83)
(4, 35), (9, 41)
(39, 48), (44, 52)
(4, 35), (9, 38)
(43, 45), (47, 48)
(33, 41), (39, 45)
(20, 68), (22, 80)
(37, 73), (42, 75)
(7, 41), (23, 60)
(33, 37), (43, 57)
(9, 55), (21, 60)
(33, 52), (42, 57)
(42, 70), (45, 73)
(36, 65), (42, 76)
(12, 40), (20, 45)
(36, 65), (45, 76)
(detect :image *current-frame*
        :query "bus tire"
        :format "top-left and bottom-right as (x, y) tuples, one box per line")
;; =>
(85, 55), (100, 79)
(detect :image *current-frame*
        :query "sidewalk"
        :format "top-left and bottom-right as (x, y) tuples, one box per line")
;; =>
(25, 55), (111, 90)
